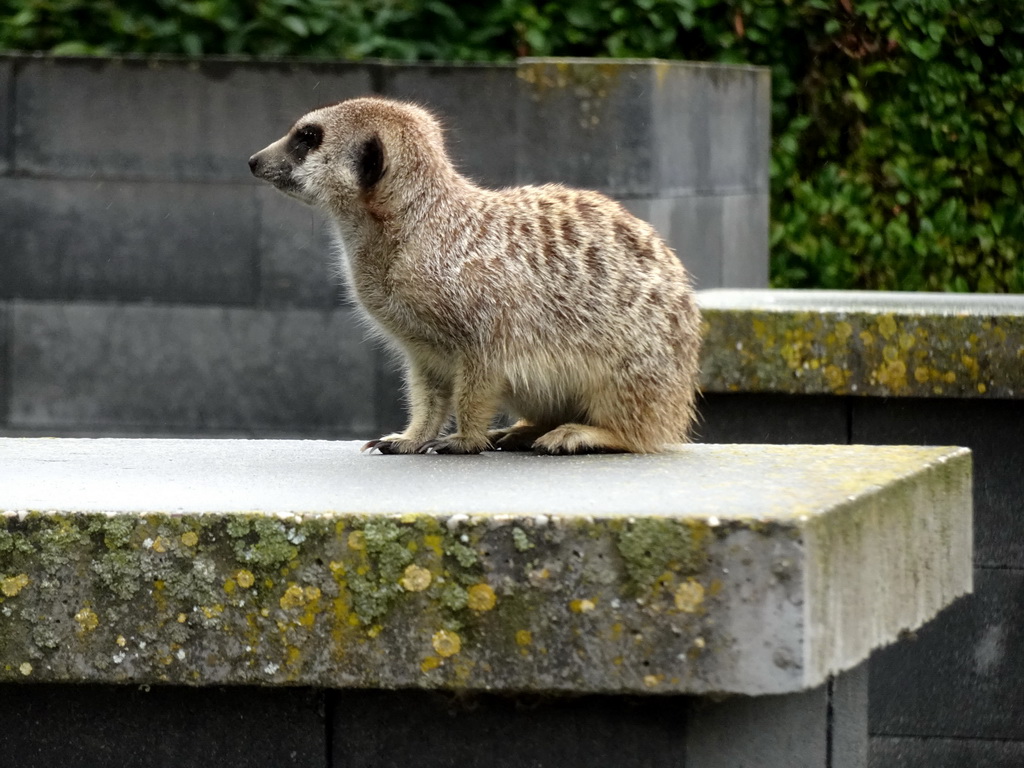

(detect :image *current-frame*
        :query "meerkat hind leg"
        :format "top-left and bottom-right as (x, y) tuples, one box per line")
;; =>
(532, 423), (635, 455)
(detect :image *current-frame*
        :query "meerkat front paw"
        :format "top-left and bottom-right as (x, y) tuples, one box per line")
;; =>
(362, 435), (424, 455)
(416, 434), (492, 455)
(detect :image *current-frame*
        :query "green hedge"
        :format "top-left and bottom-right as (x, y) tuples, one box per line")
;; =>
(2, 0), (1022, 292)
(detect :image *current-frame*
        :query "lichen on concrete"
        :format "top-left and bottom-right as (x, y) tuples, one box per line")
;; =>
(699, 289), (1024, 399)
(0, 503), (724, 692)
(517, 58), (621, 102)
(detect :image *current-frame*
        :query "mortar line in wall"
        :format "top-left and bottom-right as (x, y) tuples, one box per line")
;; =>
(7, 170), (267, 187)
(7, 296), (348, 313)
(373, 349), (391, 437)
(872, 732), (1024, 745)
(322, 690), (334, 768)
(649, 187), (770, 199)
(2, 301), (10, 429)
(5, 59), (18, 171)
(251, 183), (264, 304)
(825, 676), (835, 768)
(976, 564), (1024, 572)
(368, 62), (388, 96)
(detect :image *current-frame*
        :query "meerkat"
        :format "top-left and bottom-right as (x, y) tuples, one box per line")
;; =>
(249, 97), (701, 455)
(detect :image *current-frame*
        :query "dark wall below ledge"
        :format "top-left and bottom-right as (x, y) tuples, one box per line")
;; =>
(0, 668), (867, 768)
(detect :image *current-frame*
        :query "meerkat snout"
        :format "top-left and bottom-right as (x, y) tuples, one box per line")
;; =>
(251, 96), (702, 455)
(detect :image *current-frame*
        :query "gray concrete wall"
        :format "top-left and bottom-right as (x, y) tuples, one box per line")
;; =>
(0, 54), (768, 310)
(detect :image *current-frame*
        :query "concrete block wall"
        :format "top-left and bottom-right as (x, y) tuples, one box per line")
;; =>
(703, 394), (1024, 768)
(0, 675), (867, 768)
(0, 54), (768, 439)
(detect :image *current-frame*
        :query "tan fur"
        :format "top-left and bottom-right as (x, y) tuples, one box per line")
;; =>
(249, 97), (702, 454)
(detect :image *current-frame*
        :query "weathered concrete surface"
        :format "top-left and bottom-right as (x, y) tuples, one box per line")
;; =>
(0, 439), (970, 695)
(699, 289), (1024, 398)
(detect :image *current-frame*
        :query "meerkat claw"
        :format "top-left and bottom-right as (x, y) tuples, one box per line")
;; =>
(362, 439), (402, 454)
(417, 437), (490, 455)
(362, 438), (420, 454)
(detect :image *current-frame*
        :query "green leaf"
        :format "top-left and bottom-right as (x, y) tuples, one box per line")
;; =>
(181, 32), (203, 55)
(50, 40), (97, 55)
(906, 38), (940, 60)
(280, 15), (309, 37)
(848, 89), (869, 112)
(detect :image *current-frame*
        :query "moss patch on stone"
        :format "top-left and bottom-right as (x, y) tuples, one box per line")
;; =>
(226, 516), (300, 571)
(615, 518), (709, 595)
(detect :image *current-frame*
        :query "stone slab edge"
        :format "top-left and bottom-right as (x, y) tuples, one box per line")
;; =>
(0, 442), (971, 696)
(0, 496), (797, 695)
(699, 290), (1024, 399)
(803, 447), (972, 684)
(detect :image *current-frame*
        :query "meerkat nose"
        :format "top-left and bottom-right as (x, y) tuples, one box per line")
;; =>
(248, 154), (260, 175)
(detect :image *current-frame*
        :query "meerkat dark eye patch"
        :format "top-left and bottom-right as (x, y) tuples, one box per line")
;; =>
(356, 134), (386, 190)
(287, 124), (324, 162)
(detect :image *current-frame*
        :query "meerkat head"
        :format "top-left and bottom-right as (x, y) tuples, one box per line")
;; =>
(248, 97), (456, 216)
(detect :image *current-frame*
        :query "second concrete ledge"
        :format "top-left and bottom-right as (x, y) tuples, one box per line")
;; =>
(699, 289), (1024, 398)
(0, 439), (971, 695)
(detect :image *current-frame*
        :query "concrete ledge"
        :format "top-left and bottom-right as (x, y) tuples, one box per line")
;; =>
(0, 439), (970, 695)
(699, 289), (1024, 398)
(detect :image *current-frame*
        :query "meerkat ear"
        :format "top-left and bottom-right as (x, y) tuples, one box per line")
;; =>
(356, 134), (386, 190)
